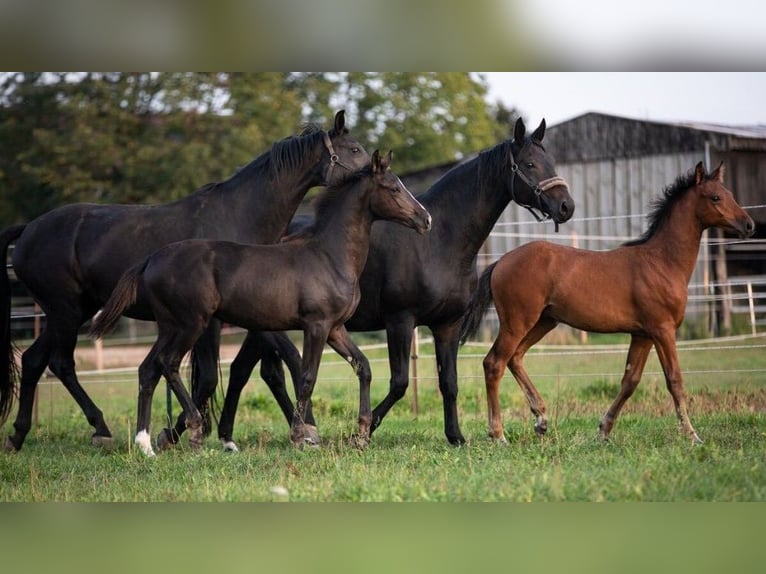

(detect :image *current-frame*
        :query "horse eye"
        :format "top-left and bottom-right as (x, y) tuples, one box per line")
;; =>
(711, 195), (720, 203)
(526, 161), (534, 169)
(352, 147), (359, 153)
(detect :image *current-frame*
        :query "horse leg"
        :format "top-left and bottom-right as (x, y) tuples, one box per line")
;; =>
(370, 315), (415, 437)
(46, 312), (113, 447)
(5, 331), (52, 451)
(136, 346), (165, 457)
(482, 331), (520, 443)
(266, 331), (314, 426)
(599, 334), (653, 441)
(432, 324), (466, 445)
(291, 323), (329, 448)
(652, 330), (702, 444)
(166, 320), (220, 444)
(216, 332), (263, 452)
(164, 360), (206, 452)
(509, 317), (557, 435)
(326, 325), (372, 448)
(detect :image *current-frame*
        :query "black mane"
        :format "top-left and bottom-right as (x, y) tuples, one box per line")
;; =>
(624, 166), (709, 246)
(476, 137), (544, 190)
(269, 123), (324, 179)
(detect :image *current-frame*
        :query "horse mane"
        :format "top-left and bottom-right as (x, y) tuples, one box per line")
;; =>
(268, 123), (326, 179)
(624, 166), (710, 246)
(477, 137), (544, 188)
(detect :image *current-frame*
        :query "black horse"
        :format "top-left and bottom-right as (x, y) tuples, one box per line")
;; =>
(0, 110), (369, 451)
(211, 117), (575, 449)
(90, 150), (431, 454)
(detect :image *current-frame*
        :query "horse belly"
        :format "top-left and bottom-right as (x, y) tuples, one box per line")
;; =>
(216, 277), (301, 332)
(548, 290), (640, 333)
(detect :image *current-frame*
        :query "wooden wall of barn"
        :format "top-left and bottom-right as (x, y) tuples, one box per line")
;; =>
(482, 150), (705, 263)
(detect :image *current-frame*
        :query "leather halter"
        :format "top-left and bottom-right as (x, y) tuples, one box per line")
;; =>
(322, 131), (354, 183)
(509, 145), (569, 233)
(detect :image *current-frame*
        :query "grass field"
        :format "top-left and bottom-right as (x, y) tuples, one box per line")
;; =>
(1, 332), (764, 501)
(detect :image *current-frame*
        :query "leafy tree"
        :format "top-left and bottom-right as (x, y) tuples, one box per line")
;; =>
(0, 72), (513, 226)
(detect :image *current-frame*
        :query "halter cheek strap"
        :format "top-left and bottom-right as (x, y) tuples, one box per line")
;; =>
(322, 131), (354, 184)
(509, 155), (570, 233)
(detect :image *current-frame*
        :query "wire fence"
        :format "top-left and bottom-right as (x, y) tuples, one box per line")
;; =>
(4, 203), (765, 418)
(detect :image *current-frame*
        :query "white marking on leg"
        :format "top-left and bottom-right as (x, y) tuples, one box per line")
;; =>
(626, 363), (631, 371)
(221, 439), (240, 452)
(135, 430), (156, 457)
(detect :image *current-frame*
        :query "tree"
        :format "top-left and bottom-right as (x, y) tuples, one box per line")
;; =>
(0, 72), (512, 226)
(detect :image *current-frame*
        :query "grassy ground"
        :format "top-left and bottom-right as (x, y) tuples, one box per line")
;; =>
(1, 333), (764, 501)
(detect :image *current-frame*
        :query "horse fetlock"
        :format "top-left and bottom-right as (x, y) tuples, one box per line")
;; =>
(4, 436), (19, 453)
(187, 426), (204, 450)
(221, 439), (240, 453)
(156, 428), (178, 451)
(134, 430), (156, 457)
(349, 433), (370, 450)
(290, 423), (321, 449)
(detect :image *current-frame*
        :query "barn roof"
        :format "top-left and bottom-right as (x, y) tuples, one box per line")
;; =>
(545, 112), (766, 163)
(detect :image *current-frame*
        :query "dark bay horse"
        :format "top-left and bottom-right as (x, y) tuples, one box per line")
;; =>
(0, 110), (369, 451)
(90, 150), (431, 455)
(460, 162), (755, 444)
(214, 117), (575, 449)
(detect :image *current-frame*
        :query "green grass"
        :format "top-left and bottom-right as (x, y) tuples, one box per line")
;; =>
(1, 334), (764, 501)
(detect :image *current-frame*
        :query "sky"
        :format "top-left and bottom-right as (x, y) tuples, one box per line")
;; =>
(484, 73), (766, 128)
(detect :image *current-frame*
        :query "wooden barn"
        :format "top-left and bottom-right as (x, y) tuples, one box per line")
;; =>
(402, 112), (766, 336)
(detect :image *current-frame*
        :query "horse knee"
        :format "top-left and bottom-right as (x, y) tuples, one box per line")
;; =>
(388, 373), (409, 400)
(483, 354), (504, 383)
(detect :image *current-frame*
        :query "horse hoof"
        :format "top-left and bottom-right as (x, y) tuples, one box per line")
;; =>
(349, 433), (369, 450)
(304, 425), (320, 445)
(3, 436), (19, 453)
(91, 435), (115, 450)
(221, 439), (239, 453)
(156, 429), (176, 451)
(691, 434), (703, 445)
(534, 421), (548, 436)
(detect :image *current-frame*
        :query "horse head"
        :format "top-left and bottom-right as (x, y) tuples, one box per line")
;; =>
(368, 150), (431, 235)
(322, 110), (371, 186)
(694, 161), (755, 239)
(510, 117), (574, 228)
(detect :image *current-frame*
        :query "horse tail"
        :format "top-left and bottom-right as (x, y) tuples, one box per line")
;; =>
(89, 260), (148, 339)
(459, 261), (498, 345)
(0, 224), (26, 425)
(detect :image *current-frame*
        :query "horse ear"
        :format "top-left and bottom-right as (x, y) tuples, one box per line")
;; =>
(513, 117), (526, 143)
(694, 161), (706, 185)
(531, 119), (546, 142)
(711, 161), (726, 182)
(382, 150), (393, 170)
(333, 110), (346, 134)
(371, 149), (381, 173)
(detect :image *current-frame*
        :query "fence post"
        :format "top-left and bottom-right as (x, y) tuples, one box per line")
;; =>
(33, 303), (40, 427)
(410, 328), (419, 417)
(747, 281), (757, 336)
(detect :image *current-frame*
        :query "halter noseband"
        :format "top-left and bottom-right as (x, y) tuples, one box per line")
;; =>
(322, 131), (354, 183)
(509, 146), (569, 233)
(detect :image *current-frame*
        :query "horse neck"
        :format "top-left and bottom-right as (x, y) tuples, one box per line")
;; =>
(422, 153), (510, 258)
(644, 193), (706, 282)
(312, 184), (375, 280)
(197, 138), (323, 243)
